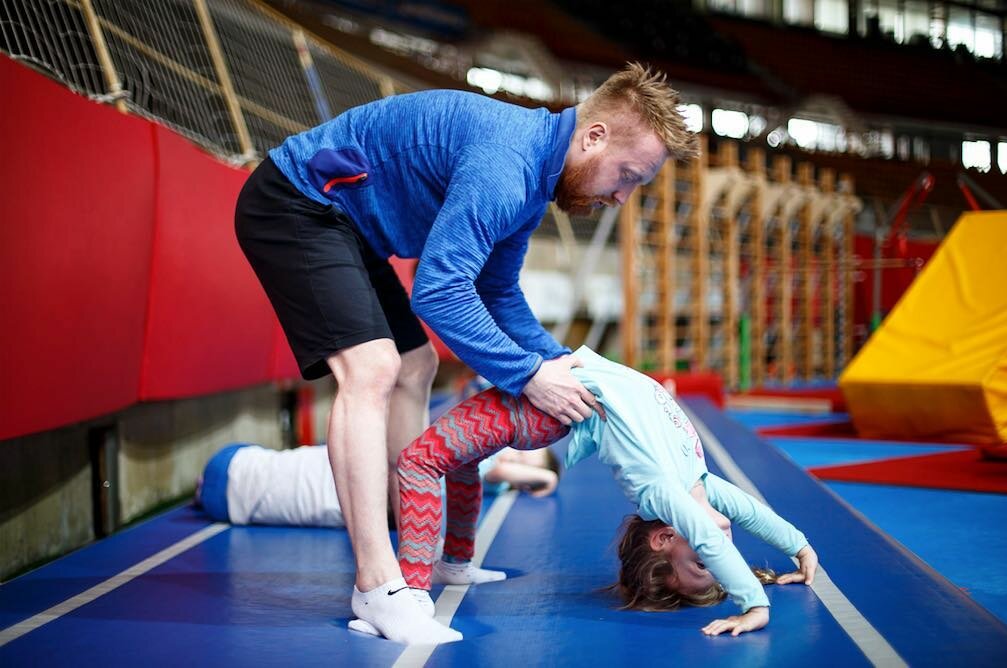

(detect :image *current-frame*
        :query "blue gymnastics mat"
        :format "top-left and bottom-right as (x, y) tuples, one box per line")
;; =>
(2, 398), (1005, 666)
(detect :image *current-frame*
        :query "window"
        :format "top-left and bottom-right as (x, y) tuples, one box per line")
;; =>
(708, 0), (739, 12)
(739, 0), (771, 19)
(947, 7), (975, 53)
(975, 12), (1002, 59)
(815, 0), (849, 34)
(897, 136), (911, 160)
(788, 119), (812, 149)
(708, 0), (771, 19)
(467, 67), (503, 94)
(679, 104), (704, 133)
(902, 1), (930, 44)
(929, 5), (947, 48)
(782, 0), (1004, 60)
(962, 140), (992, 172)
(712, 109), (749, 139)
(784, 0), (815, 26)
(465, 67), (554, 101)
(788, 117), (844, 151)
(865, 130), (896, 158)
(877, 0), (900, 38)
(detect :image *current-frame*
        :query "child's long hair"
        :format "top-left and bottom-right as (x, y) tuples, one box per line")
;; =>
(610, 515), (778, 612)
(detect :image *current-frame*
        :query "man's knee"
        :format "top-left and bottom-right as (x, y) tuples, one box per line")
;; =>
(328, 340), (402, 401)
(397, 342), (439, 391)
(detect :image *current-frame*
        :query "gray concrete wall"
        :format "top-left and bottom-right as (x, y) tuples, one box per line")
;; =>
(305, 377), (337, 445)
(0, 424), (93, 581)
(1, 380), (337, 581)
(117, 385), (286, 523)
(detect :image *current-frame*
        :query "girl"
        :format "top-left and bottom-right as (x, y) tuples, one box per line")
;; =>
(393, 346), (818, 638)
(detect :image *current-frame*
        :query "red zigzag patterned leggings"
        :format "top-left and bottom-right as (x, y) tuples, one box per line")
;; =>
(397, 387), (569, 590)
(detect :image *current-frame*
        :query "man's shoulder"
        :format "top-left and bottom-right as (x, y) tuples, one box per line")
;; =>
(381, 89), (517, 116)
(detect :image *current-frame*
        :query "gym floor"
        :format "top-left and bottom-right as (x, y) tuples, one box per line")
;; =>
(2, 397), (1005, 667)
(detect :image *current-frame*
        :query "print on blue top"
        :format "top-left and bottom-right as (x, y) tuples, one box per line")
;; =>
(269, 90), (576, 396)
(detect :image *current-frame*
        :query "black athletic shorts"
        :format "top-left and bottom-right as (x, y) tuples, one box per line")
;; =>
(235, 157), (428, 380)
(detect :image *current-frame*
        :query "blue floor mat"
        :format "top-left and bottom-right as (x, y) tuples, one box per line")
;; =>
(726, 409), (850, 430)
(769, 437), (967, 468)
(824, 481), (1007, 623)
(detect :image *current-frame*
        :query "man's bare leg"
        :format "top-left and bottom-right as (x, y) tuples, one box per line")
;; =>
(326, 339), (401, 588)
(386, 342), (439, 528)
(326, 339), (460, 644)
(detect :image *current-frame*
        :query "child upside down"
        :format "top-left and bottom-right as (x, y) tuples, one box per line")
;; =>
(384, 346), (817, 639)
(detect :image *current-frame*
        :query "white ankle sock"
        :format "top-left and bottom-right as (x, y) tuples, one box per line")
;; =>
(349, 578), (461, 644)
(410, 588), (435, 616)
(432, 559), (507, 585)
(350, 587), (435, 637)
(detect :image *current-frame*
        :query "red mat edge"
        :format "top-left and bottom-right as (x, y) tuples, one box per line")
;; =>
(810, 448), (1007, 494)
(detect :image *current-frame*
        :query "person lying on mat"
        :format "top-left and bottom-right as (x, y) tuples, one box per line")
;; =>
(194, 442), (560, 528)
(386, 345), (818, 638)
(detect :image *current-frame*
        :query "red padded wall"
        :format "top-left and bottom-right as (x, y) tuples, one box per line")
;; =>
(852, 234), (938, 338)
(270, 321), (302, 382)
(0, 56), (155, 440)
(139, 126), (275, 399)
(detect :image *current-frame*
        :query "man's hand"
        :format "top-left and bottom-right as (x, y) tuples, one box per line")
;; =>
(777, 544), (818, 586)
(701, 606), (769, 637)
(523, 356), (602, 425)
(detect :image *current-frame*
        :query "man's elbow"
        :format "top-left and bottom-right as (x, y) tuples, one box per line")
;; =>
(411, 276), (469, 320)
(410, 291), (434, 320)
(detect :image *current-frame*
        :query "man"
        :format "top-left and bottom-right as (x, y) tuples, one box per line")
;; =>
(234, 62), (696, 644)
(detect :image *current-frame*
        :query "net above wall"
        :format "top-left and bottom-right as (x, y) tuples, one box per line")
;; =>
(1, 0), (107, 98)
(95, 0), (243, 155)
(0, 0), (404, 163)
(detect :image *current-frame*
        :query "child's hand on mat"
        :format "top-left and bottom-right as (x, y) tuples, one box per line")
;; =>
(701, 606), (769, 637)
(777, 544), (818, 586)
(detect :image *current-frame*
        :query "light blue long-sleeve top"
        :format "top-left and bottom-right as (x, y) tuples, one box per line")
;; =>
(566, 346), (809, 611)
(268, 90), (575, 395)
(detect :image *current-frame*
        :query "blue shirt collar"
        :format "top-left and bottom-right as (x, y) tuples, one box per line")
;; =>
(545, 106), (577, 199)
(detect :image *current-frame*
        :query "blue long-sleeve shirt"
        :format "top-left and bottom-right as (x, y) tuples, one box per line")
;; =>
(566, 346), (809, 611)
(268, 90), (575, 395)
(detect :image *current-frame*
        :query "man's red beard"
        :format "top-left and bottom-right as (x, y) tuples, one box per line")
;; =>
(554, 155), (616, 215)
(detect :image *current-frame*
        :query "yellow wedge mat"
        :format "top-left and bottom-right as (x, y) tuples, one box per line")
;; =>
(839, 211), (1007, 444)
